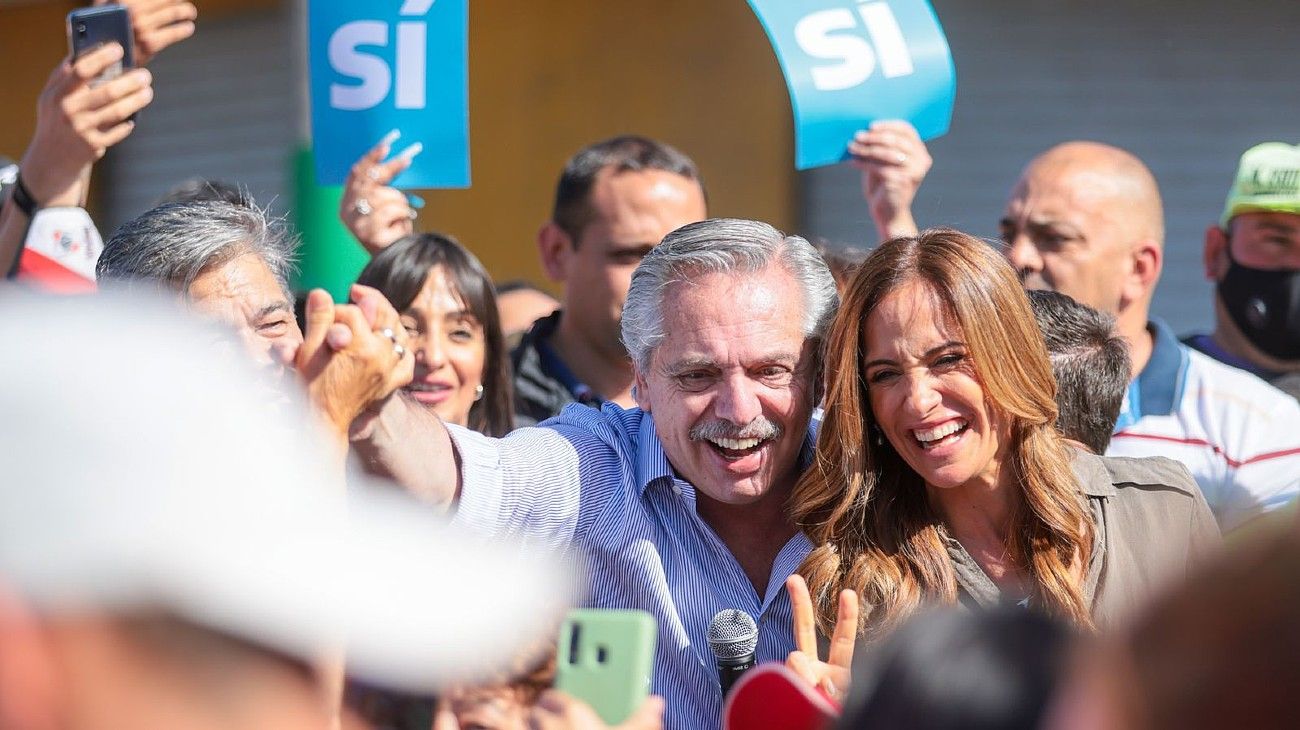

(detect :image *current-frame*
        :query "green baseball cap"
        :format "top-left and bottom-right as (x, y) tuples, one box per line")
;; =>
(1221, 142), (1300, 227)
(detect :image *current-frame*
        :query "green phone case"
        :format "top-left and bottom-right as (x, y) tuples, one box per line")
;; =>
(554, 609), (657, 725)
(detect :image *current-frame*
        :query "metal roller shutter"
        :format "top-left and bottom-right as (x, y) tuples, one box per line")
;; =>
(99, 7), (297, 235)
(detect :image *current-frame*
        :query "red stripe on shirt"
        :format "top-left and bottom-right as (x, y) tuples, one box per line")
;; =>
(1111, 432), (1300, 469)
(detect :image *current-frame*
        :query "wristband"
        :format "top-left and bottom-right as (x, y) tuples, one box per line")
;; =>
(10, 173), (39, 219)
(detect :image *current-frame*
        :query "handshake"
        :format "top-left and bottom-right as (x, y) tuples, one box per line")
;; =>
(294, 284), (414, 442)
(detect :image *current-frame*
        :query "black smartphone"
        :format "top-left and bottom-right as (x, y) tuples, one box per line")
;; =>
(67, 4), (135, 88)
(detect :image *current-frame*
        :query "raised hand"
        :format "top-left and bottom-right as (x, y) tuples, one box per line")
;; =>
(339, 131), (423, 255)
(296, 286), (414, 438)
(848, 120), (932, 242)
(785, 574), (858, 703)
(96, 0), (198, 65)
(18, 44), (153, 208)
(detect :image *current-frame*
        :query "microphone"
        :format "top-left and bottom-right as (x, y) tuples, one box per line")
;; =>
(708, 609), (759, 699)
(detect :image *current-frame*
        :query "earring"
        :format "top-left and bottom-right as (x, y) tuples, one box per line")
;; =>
(473, 384), (485, 402)
(871, 426), (883, 446)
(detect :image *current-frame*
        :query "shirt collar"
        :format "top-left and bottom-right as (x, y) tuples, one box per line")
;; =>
(1124, 318), (1190, 420)
(1070, 448), (1117, 498)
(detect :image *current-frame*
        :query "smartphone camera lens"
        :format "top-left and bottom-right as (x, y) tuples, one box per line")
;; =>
(76, 23), (87, 35)
(567, 624), (581, 665)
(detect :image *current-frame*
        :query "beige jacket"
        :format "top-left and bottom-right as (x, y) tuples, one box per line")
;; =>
(946, 450), (1221, 630)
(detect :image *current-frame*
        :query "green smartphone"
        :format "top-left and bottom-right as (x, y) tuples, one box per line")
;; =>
(554, 609), (657, 725)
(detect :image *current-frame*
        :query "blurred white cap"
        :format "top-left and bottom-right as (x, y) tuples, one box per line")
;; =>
(0, 289), (573, 691)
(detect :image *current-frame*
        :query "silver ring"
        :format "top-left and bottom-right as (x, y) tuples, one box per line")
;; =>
(393, 343), (406, 358)
(406, 208), (418, 221)
(379, 327), (396, 342)
(895, 152), (908, 164)
(354, 198), (372, 216)
(366, 166), (382, 181)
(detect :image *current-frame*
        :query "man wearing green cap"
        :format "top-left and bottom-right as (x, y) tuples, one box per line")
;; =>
(1186, 143), (1300, 401)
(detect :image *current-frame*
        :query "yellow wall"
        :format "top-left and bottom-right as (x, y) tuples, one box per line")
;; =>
(0, 0), (797, 288)
(426, 1), (797, 288)
(0, 1), (79, 162)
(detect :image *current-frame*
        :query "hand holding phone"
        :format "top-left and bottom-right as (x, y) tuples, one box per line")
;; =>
(554, 610), (657, 726)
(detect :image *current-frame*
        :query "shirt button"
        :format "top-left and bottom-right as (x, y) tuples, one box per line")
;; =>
(672, 484), (683, 496)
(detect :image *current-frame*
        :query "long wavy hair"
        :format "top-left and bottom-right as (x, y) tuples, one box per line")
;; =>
(793, 229), (1095, 639)
(357, 233), (514, 437)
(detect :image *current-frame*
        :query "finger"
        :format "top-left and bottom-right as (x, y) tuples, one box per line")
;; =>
(137, 20), (196, 55)
(848, 144), (914, 168)
(297, 289), (335, 369)
(869, 119), (922, 141)
(89, 84), (153, 129)
(352, 287), (380, 328)
(66, 43), (125, 90)
(349, 284), (401, 333)
(332, 304), (374, 341)
(367, 185), (411, 209)
(785, 650), (820, 687)
(325, 323), (353, 351)
(786, 574), (819, 656)
(359, 286), (411, 358)
(137, 1), (198, 30)
(73, 67), (151, 114)
(848, 142), (903, 164)
(371, 141), (421, 185)
(349, 129), (402, 180)
(92, 119), (138, 151)
(826, 589), (859, 669)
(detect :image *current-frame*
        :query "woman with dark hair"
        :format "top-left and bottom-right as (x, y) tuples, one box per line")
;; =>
(356, 232), (513, 436)
(789, 229), (1218, 668)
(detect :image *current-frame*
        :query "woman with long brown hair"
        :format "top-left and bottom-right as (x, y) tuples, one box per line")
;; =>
(792, 228), (1218, 649)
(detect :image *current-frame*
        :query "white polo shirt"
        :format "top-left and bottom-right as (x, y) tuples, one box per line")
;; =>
(1106, 319), (1300, 530)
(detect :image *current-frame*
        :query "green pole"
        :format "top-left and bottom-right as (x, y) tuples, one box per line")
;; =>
(291, 145), (368, 301)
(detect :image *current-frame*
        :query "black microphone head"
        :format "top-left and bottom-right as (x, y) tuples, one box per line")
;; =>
(708, 609), (759, 661)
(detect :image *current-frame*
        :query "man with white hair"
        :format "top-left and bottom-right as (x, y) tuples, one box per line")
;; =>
(309, 218), (839, 728)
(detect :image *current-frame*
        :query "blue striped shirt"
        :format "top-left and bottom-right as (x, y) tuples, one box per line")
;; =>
(449, 403), (812, 729)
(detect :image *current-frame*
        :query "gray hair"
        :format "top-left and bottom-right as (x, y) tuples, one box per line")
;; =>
(96, 200), (298, 296)
(621, 218), (838, 370)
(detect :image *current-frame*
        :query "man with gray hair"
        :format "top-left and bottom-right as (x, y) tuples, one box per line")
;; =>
(96, 200), (303, 370)
(310, 218), (838, 727)
(1027, 289), (1131, 454)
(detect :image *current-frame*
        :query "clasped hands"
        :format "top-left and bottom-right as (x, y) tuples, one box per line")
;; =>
(295, 285), (414, 439)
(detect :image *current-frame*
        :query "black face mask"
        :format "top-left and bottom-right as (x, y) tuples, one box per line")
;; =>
(1217, 236), (1300, 361)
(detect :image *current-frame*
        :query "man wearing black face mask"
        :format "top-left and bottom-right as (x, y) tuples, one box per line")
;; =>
(1187, 143), (1300, 401)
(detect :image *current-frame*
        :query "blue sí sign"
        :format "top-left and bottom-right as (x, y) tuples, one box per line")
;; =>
(307, 0), (469, 188)
(746, 0), (956, 169)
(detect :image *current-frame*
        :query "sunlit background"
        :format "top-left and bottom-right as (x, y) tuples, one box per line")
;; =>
(2, 0), (1295, 334)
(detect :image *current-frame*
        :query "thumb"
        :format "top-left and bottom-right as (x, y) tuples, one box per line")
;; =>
(298, 289), (335, 365)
